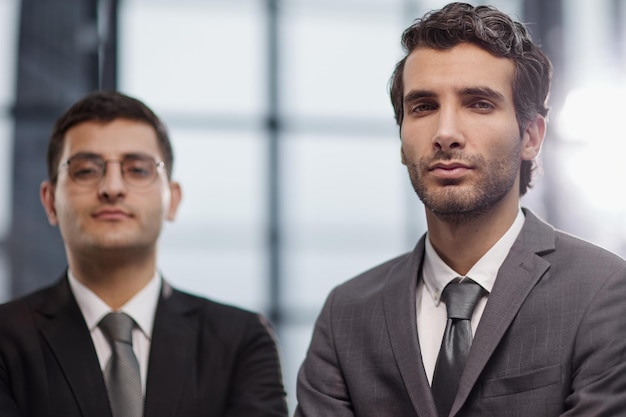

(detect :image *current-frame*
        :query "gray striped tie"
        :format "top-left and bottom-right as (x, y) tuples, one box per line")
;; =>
(99, 312), (143, 417)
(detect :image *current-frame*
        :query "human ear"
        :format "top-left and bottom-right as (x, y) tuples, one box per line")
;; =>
(521, 115), (546, 161)
(166, 181), (182, 221)
(40, 181), (58, 226)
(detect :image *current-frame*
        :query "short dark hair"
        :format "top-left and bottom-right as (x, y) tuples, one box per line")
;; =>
(389, 2), (552, 195)
(47, 90), (174, 183)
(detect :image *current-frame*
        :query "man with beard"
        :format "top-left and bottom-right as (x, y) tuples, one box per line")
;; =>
(0, 91), (288, 417)
(294, 3), (626, 417)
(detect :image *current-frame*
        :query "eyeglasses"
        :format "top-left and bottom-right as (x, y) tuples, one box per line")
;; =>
(60, 154), (165, 188)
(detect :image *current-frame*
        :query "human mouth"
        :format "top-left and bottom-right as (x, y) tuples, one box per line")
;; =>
(429, 161), (472, 179)
(92, 207), (132, 220)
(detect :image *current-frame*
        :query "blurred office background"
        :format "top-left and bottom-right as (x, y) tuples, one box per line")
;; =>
(1, 0), (625, 412)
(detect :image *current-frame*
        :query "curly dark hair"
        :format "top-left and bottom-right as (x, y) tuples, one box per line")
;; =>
(47, 90), (174, 183)
(389, 2), (552, 195)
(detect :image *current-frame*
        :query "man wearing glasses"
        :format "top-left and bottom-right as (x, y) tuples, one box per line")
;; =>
(0, 91), (288, 417)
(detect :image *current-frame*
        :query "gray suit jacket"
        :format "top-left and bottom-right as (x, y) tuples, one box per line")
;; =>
(295, 209), (626, 416)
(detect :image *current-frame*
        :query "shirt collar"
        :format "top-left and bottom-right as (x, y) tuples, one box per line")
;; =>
(68, 270), (161, 340)
(422, 209), (525, 305)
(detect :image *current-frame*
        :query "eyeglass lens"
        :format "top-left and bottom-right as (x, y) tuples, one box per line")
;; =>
(66, 155), (161, 187)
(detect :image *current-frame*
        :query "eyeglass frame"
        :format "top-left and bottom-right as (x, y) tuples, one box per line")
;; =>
(58, 152), (167, 188)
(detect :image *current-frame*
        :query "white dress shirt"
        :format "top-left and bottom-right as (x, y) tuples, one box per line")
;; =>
(68, 270), (161, 394)
(417, 209), (525, 384)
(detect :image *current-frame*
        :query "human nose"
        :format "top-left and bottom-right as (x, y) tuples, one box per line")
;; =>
(98, 160), (126, 200)
(433, 107), (465, 151)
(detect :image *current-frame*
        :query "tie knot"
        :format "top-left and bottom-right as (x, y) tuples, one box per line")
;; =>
(99, 312), (135, 344)
(442, 279), (485, 320)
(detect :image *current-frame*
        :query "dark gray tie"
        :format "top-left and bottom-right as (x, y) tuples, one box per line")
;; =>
(431, 278), (486, 417)
(99, 312), (143, 417)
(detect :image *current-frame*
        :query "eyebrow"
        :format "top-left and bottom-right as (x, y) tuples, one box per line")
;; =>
(67, 151), (155, 161)
(66, 151), (100, 161)
(403, 86), (506, 105)
(403, 90), (436, 105)
(460, 87), (506, 102)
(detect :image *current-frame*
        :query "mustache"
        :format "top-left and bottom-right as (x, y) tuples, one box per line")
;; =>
(421, 149), (482, 166)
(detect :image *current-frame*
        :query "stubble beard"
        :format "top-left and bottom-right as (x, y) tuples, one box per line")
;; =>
(62, 213), (161, 258)
(407, 147), (521, 224)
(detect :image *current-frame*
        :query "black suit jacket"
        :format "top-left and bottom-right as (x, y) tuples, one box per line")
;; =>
(0, 275), (288, 417)
(295, 209), (626, 416)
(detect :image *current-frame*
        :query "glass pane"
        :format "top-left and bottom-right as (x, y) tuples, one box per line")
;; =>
(281, 134), (406, 226)
(0, 0), (18, 105)
(158, 128), (269, 312)
(279, 323), (320, 413)
(0, 120), (12, 239)
(283, 0), (404, 6)
(119, 0), (266, 117)
(280, 5), (404, 119)
(0, 251), (9, 303)
(555, 0), (626, 257)
(158, 245), (268, 312)
(280, 134), (417, 311)
(414, 0), (522, 18)
(168, 128), (267, 227)
(0, 0), (17, 241)
(564, 0), (617, 83)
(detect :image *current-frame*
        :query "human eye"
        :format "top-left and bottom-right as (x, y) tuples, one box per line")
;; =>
(123, 157), (153, 179)
(69, 156), (102, 181)
(409, 101), (438, 116)
(469, 100), (495, 113)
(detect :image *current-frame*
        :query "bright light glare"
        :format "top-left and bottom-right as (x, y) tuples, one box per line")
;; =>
(558, 85), (626, 143)
(565, 142), (626, 212)
(560, 84), (626, 211)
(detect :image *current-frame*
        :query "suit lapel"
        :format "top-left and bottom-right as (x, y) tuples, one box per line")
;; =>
(451, 210), (555, 416)
(35, 277), (112, 417)
(144, 281), (198, 417)
(383, 238), (439, 417)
